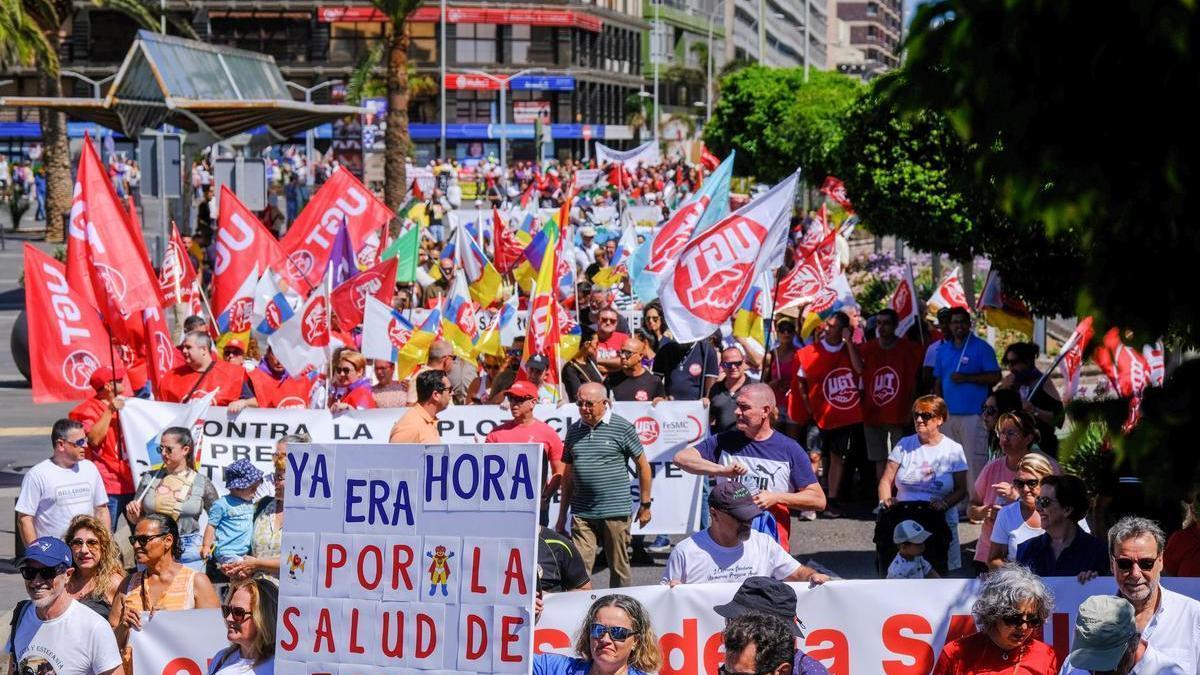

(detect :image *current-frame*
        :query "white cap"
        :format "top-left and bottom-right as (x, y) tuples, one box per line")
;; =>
(893, 519), (932, 545)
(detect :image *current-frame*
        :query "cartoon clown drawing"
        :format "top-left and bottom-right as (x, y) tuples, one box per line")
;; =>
(426, 545), (455, 596)
(287, 546), (307, 581)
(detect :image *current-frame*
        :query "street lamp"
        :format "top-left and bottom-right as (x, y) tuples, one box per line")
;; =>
(286, 79), (342, 188)
(61, 70), (115, 99)
(456, 67), (546, 166)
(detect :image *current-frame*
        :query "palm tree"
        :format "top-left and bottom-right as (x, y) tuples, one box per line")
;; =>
(0, 0), (54, 69)
(371, 0), (422, 211)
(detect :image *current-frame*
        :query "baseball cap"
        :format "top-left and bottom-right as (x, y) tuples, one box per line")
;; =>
(506, 380), (538, 400)
(709, 482), (763, 523)
(580, 226), (596, 238)
(88, 364), (125, 391)
(1066, 596), (1137, 670)
(223, 458), (265, 490)
(224, 338), (246, 354)
(17, 537), (74, 569)
(526, 354), (550, 372)
(714, 577), (805, 637)
(893, 520), (932, 545)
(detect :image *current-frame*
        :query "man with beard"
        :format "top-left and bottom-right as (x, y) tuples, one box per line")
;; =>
(6, 537), (122, 674)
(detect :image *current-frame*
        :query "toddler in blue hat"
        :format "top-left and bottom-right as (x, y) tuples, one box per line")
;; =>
(201, 458), (264, 582)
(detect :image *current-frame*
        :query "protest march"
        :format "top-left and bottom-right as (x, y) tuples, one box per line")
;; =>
(6, 131), (1199, 675)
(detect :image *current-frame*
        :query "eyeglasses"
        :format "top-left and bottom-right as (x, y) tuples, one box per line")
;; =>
(129, 532), (169, 548)
(19, 566), (66, 581)
(69, 537), (100, 549)
(1001, 614), (1044, 628)
(1034, 496), (1057, 509)
(336, 367), (355, 375)
(721, 361), (745, 370)
(158, 444), (183, 455)
(1115, 556), (1158, 572)
(221, 605), (254, 622)
(913, 411), (937, 422)
(1013, 478), (1041, 491)
(590, 623), (634, 642)
(577, 399), (605, 408)
(506, 395), (534, 405)
(997, 429), (1025, 439)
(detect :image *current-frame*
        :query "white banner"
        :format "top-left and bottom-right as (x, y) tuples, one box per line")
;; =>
(121, 400), (706, 534)
(130, 608), (227, 675)
(129, 579), (1200, 675)
(596, 140), (661, 170)
(537, 578), (1200, 675)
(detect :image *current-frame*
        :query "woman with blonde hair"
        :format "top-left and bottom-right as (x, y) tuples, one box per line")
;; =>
(329, 350), (376, 411)
(64, 514), (126, 616)
(206, 577), (277, 673)
(987, 450), (1058, 569)
(533, 594), (662, 675)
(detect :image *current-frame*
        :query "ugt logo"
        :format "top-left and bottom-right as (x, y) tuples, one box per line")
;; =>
(674, 216), (765, 323)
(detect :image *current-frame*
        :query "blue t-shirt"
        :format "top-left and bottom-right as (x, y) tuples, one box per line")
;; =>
(932, 334), (999, 415)
(208, 494), (256, 560)
(533, 653), (649, 675)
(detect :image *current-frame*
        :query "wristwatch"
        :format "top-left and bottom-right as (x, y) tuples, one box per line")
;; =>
(640, 500), (652, 509)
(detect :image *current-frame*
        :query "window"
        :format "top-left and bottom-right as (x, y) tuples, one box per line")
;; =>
(329, 21), (383, 63)
(453, 91), (496, 123)
(454, 24), (496, 64)
(408, 22), (437, 64)
(866, 2), (878, 16)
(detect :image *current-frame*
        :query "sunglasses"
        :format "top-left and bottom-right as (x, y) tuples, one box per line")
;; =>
(1013, 478), (1041, 490)
(62, 437), (87, 448)
(69, 537), (100, 548)
(619, 350), (637, 358)
(721, 361), (745, 370)
(19, 566), (66, 581)
(1115, 557), (1158, 572)
(599, 317), (618, 324)
(1034, 496), (1057, 509)
(1001, 613), (1044, 628)
(506, 395), (534, 405)
(645, 315), (662, 321)
(336, 367), (355, 375)
(590, 623), (634, 642)
(913, 411), (937, 422)
(129, 532), (169, 548)
(577, 400), (605, 409)
(221, 605), (254, 622)
(981, 405), (999, 415)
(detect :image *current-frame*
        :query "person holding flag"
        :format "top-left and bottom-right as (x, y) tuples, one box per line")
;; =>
(932, 307), (1002, 489)
(159, 332), (255, 410)
(247, 348), (316, 409)
(69, 366), (136, 531)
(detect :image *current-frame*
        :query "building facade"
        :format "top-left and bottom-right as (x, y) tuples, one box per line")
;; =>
(1, 0), (650, 164)
(834, 0), (901, 73)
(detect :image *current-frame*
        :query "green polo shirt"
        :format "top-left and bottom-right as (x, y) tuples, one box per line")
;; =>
(563, 412), (643, 519)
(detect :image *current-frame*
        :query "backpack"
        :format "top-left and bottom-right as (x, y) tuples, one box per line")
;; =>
(7, 599), (31, 663)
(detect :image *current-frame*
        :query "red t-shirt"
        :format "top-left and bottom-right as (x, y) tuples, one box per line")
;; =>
(596, 331), (630, 367)
(932, 631), (1058, 675)
(793, 341), (863, 430)
(69, 397), (135, 495)
(485, 419), (564, 464)
(159, 360), (247, 405)
(248, 370), (315, 409)
(1165, 524), (1200, 577)
(859, 338), (924, 426)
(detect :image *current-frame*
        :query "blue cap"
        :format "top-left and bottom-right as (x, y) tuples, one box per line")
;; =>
(223, 458), (265, 490)
(18, 537), (74, 569)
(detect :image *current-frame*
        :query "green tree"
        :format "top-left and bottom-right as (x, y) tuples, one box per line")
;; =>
(892, 0), (1200, 498)
(834, 75), (1082, 315)
(372, 0), (422, 211)
(704, 66), (862, 184)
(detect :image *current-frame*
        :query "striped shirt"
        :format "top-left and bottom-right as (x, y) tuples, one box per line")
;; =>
(563, 412), (643, 519)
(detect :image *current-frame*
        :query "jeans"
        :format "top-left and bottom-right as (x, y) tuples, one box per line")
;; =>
(179, 531), (203, 569)
(107, 493), (134, 532)
(429, 224), (445, 244)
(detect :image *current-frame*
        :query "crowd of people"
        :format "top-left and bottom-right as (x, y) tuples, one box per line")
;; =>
(8, 151), (1199, 675)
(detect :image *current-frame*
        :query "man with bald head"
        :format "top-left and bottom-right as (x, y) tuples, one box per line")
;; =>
(555, 382), (653, 587)
(675, 383), (826, 551)
(605, 336), (666, 402)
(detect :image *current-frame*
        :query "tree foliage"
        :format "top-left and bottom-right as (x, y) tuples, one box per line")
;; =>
(891, 0), (1200, 499)
(704, 66), (863, 184)
(834, 75), (1082, 316)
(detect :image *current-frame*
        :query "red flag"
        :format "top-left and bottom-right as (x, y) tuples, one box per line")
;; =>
(410, 177), (425, 202)
(141, 305), (181, 397)
(66, 134), (162, 325)
(1092, 327), (1155, 431)
(160, 223), (199, 305)
(888, 265), (920, 336)
(213, 185), (286, 335)
(775, 233), (836, 312)
(1056, 317), (1094, 403)
(820, 176), (854, 212)
(928, 266), (970, 311)
(330, 257), (398, 328)
(279, 168), (393, 291)
(645, 193), (712, 276)
(23, 244), (115, 403)
(700, 147), (720, 172)
(492, 209), (525, 274)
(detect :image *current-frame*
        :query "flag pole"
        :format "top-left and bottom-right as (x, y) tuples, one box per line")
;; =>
(194, 281), (222, 338)
(1027, 330), (1080, 402)
(910, 262), (925, 345)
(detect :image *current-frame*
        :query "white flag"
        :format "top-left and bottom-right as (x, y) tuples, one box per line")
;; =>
(267, 289), (343, 378)
(658, 171), (798, 343)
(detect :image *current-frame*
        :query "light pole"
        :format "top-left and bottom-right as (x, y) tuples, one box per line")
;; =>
(758, 0), (766, 63)
(439, 0), (446, 160)
(803, 0), (810, 83)
(61, 70), (115, 99)
(458, 67), (545, 165)
(705, 0), (726, 125)
(286, 79), (342, 187)
(636, 91), (653, 142)
(652, 0), (660, 144)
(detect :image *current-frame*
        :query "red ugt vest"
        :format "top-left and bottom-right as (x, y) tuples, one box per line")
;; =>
(159, 360), (247, 405)
(793, 341), (862, 430)
(859, 338), (924, 426)
(248, 369), (315, 409)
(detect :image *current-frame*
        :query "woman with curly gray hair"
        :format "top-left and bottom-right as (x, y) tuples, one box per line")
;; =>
(932, 563), (1059, 674)
(533, 594), (662, 674)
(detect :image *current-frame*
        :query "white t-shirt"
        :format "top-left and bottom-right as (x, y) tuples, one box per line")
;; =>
(15, 458), (108, 540)
(661, 530), (801, 585)
(888, 435), (968, 503)
(990, 502), (1092, 559)
(5, 599), (122, 675)
(887, 554), (933, 579)
(207, 647), (275, 674)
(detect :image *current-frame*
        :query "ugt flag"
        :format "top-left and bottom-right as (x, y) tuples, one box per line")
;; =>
(889, 264), (920, 336)
(362, 296), (415, 363)
(659, 172), (798, 343)
(213, 185), (286, 336)
(928, 266), (969, 311)
(267, 289), (343, 378)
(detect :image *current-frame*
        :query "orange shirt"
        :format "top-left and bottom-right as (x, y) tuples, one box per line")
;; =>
(389, 406), (441, 443)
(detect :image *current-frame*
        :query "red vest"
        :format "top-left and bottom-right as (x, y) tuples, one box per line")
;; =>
(794, 341), (862, 429)
(859, 338), (924, 426)
(159, 360), (247, 405)
(248, 369), (315, 409)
